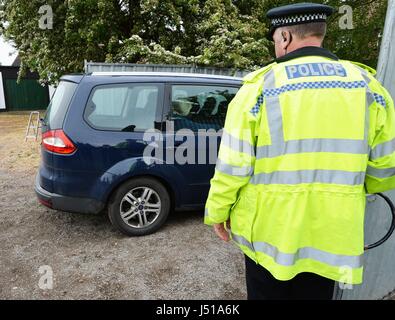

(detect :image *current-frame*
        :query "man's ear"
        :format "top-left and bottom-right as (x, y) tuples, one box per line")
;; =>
(281, 30), (289, 42)
(281, 30), (293, 52)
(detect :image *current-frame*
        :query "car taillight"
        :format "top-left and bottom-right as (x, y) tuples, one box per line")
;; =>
(42, 130), (76, 154)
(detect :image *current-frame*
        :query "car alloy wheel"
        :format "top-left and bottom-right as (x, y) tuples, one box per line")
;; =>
(119, 187), (162, 228)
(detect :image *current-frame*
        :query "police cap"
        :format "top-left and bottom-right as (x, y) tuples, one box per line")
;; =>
(267, 2), (335, 38)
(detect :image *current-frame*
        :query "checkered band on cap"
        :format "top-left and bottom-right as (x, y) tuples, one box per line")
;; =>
(271, 13), (328, 27)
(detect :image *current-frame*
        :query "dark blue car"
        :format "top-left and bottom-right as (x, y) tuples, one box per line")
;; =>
(35, 72), (241, 236)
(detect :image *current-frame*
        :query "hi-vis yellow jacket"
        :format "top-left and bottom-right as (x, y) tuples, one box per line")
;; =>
(204, 47), (395, 284)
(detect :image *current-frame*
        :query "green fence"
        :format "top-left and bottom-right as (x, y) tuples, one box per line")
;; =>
(4, 79), (49, 111)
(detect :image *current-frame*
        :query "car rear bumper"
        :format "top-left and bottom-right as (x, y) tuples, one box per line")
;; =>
(34, 174), (105, 214)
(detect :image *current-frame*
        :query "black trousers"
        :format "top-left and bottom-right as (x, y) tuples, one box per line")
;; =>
(245, 255), (335, 300)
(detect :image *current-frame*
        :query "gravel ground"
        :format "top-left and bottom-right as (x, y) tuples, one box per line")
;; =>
(0, 112), (246, 300)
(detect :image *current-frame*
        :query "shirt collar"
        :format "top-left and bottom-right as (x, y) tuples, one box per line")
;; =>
(275, 46), (339, 63)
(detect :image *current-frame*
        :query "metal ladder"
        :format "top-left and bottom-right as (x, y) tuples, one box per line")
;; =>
(25, 111), (41, 141)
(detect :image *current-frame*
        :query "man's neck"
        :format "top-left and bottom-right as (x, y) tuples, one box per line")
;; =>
(275, 46), (339, 64)
(287, 39), (323, 54)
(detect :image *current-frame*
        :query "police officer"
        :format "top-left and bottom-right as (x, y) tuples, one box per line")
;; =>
(204, 2), (395, 300)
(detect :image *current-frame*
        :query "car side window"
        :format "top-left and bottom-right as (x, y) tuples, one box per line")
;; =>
(170, 85), (239, 131)
(84, 84), (162, 132)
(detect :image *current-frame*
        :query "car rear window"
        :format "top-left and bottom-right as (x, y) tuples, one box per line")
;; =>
(43, 81), (77, 130)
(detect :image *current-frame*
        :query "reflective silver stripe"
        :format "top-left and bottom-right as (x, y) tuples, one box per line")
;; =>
(221, 130), (255, 157)
(366, 89), (375, 107)
(358, 68), (372, 85)
(264, 70), (284, 146)
(265, 96), (284, 146)
(232, 233), (362, 268)
(204, 208), (209, 217)
(250, 170), (365, 185)
(231, 233), (254, 251)
(361, 70), (373, 152)
(359, 68), (380, 156)
(366, 166), (395, 178)
(365, 89), (373, 145)
(264, 68), (276, 90)
(370, 139), (395, 160)
(216, 159), (253, 177)
(256, 138), (367, 159)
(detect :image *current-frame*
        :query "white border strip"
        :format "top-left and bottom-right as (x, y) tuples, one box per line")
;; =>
(0, 72), (5, 110)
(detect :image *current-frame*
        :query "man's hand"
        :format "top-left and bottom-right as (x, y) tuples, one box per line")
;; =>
(213, 220), (231, 242)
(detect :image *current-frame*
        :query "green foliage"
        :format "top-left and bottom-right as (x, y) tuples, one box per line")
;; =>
(106, 0), (272, 71)
(0, 0), (388, 83)
(0, 0), (271, 82)
(195, 0), (269, 69)
(1, 0), (124, 82)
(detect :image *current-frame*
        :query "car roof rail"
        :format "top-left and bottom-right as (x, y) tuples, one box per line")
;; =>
(89, 71), (243, 81)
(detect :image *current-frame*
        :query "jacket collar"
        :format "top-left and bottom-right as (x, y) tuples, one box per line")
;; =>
(243, 47), (339, 83)
(275, 46), (339, 63)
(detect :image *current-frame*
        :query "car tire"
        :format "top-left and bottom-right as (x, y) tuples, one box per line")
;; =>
(108, 177), (171, 236)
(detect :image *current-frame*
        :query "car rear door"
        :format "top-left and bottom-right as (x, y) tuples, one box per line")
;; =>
(163, 82), (240, 207)
(58, 80), (165, 200)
